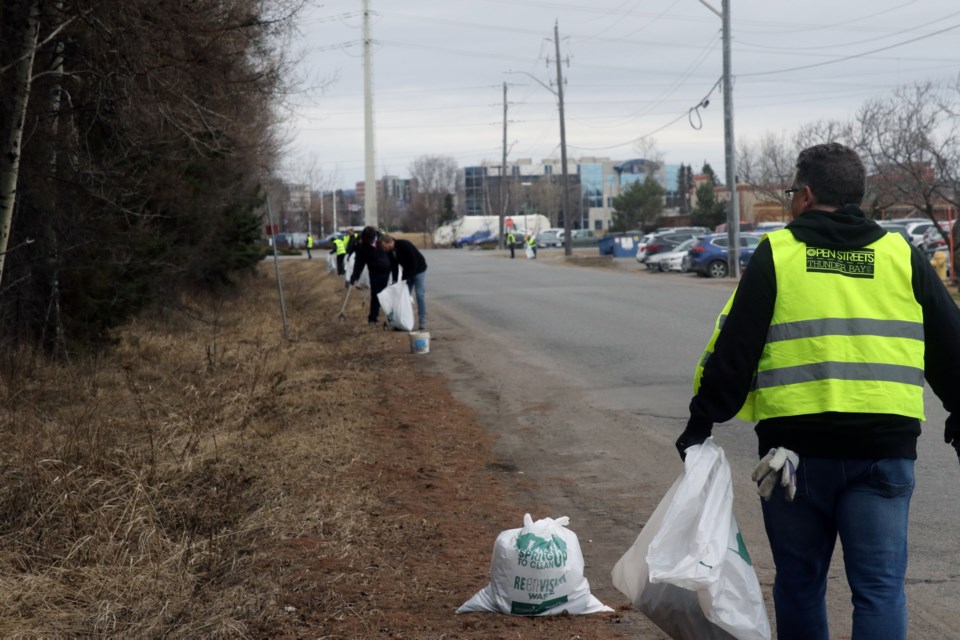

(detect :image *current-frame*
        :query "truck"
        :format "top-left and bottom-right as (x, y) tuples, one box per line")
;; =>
(433, 214), (552, 247)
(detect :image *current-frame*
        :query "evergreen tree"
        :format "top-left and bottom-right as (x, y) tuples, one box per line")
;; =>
(691, 180), (727, 229)
(701, 162), (722, 187)
(611, 176), (665, 231)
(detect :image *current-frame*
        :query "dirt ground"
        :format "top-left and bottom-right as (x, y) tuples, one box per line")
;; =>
(283, 259), (645, 639)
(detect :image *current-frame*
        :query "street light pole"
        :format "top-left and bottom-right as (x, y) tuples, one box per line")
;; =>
(506, 24), (572, 257)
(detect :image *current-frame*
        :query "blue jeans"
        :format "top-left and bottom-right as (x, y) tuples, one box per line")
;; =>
(406, 272), (426, 328)
(760, 457), (914, 640)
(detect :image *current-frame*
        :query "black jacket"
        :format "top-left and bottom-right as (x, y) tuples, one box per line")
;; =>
(688, 206), (960, 459)
(350, 238), (393, 283)
(390, 239), (427, 283)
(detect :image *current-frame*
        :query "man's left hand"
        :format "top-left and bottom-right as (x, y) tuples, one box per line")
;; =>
(944, 417), (960, 464)
(675, 425), (711, 461)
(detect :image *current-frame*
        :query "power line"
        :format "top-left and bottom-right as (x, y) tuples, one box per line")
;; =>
(736, 7), (960, 52)
(740, 21), (960, 77)
(571, 77), (722, 152)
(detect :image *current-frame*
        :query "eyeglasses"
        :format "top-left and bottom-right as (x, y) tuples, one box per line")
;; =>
(784, 186), (804, 201)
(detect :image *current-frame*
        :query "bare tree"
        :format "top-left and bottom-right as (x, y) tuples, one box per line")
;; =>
(737, 132), (796, 214)
(794, 119), (854, 151)
(408, 154), (459, 235)
(854, 82), (957, 222)
(0, 0), (43, 284)
(526, 176), (564, 226)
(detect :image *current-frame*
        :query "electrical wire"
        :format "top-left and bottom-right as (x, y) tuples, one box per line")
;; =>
(571, 77), (722, 151)
(740, 21), (960, 77)
(736, 6), (959, 52)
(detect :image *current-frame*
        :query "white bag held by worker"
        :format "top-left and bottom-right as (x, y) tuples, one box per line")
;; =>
(525, 243), (535, 259)
(612, 439), (770, 640)
(457, 513), (612, 616)
(343, 253), (369, 289)
(326, 252), (337, 273)
(377, 280), (416, 332)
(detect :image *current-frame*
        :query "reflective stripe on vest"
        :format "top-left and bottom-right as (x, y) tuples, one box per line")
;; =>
(694, 229), (925, 422)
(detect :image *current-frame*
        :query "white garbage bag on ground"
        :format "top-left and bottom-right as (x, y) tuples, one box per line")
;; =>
(377, 280), (416, 332)
(457, 513), (612, 616)
(612, 439), (770, 640)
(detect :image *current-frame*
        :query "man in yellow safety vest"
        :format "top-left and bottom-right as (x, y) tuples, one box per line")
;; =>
(676, 143), (960, 640)
(331, 234), (347, 275)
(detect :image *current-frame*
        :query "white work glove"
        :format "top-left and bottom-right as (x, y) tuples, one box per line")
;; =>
(751, 447), (799, 502)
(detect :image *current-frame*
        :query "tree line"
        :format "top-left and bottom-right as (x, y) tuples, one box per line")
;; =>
(0, 0), (303, 354)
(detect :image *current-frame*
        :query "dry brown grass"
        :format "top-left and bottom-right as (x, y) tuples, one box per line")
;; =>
(0, 258), (632, 639)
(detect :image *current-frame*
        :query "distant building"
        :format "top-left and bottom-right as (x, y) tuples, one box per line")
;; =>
(460, 157), (692, 232)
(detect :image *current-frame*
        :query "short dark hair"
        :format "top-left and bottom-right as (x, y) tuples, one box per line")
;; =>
(360, 225), (378, 244)
(794, 143), (866, 207)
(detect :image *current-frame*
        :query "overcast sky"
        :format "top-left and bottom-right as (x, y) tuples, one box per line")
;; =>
(284, 1), (960, 190)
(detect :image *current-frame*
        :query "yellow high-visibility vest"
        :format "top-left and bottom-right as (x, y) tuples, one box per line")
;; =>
(695, 229), (925, 422)
(333, 237), (347, 255)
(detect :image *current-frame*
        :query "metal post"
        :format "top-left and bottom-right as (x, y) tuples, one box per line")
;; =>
(722, 0), (740, 277)
(265, 198), (289, 338)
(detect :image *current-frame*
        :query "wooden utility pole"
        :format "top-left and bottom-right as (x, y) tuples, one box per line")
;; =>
(553, 21), (572, 257)
(500, 82), (508, 249)
(362, 0), (377, 227)
(721, 0), (740, 277)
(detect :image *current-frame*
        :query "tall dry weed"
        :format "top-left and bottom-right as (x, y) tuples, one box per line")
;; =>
(0, 260), (388, 637)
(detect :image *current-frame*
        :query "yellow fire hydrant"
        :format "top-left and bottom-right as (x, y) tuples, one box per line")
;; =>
(930, 251), (948, 281)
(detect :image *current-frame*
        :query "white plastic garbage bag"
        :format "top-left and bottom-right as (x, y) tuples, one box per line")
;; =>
(326, 252), (337, 273)
(343, 253), (370, 289)
(612, 439), (770, 640)
(525, 244), (535, 259)
(377, 280), (416, 332)
(457, 513), (612, 616)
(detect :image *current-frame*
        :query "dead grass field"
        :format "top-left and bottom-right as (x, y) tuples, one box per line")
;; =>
(0, 258), (630, 639)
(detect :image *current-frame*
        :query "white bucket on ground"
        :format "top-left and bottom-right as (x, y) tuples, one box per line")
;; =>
(409, 331), (430, 354)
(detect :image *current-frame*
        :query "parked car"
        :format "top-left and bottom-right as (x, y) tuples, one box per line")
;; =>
(536, 228), (563, 248)
(636, 230), (704, 265)
(557, 229), (598, 247)
(655, 225), (711, 235)
(900, 219), (936, 246)
(688, 233), (763, 278)
(753, 221), (788, 233)
(714, 221), (755, 233)
(316, 231), (347, 250)
(454, 229), (495, 248)
(646, 237), (700, 272)
(920, 220), (955, 257)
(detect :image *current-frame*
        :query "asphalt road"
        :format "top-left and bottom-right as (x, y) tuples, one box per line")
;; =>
(417, 246), (960, 639)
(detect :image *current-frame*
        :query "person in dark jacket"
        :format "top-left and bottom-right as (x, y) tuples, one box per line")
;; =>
(675, 143), (960, 640)
(381, 234), (428, 330)
(349, 226), (393, 325)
